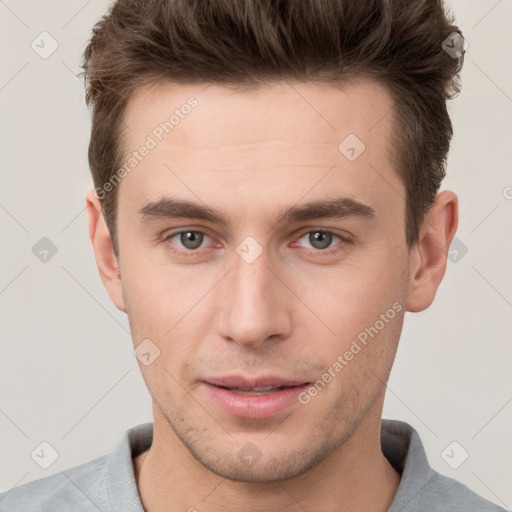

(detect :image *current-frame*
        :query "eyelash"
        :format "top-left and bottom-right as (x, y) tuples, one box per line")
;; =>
(163, 229), (352, 257)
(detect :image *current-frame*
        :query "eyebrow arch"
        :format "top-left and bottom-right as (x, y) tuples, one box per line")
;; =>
(137, 195), (377, 226)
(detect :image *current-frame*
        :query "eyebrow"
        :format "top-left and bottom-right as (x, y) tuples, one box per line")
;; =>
(137, 195), (377, 226)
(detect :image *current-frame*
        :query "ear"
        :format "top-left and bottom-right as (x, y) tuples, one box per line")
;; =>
(405, 190), (458, 312)
(85, 189), (126, 313)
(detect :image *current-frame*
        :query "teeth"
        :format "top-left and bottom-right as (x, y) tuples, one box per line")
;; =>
(229, 385), (284, 395)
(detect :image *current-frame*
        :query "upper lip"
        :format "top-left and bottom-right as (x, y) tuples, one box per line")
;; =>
(203, 375), (309, 390)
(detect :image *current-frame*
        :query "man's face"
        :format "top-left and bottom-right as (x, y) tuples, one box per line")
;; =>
(116, 79), (411, 481)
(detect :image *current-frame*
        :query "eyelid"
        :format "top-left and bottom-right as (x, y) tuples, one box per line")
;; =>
(163, 228), (214, 249)
(291, 228), (353, 253)
(293, 226), (353, 241)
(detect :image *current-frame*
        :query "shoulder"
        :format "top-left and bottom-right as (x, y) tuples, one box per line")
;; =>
(425, 471), (508, 511)
(0, 454), (111, 512)
(381, 419), (507, 512)
(417, 470), (508, 511)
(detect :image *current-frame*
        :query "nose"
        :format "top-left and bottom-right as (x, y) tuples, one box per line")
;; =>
(217, 247), (293, 349)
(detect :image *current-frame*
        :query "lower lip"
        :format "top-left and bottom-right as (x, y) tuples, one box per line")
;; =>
(202, 382), (309, 419)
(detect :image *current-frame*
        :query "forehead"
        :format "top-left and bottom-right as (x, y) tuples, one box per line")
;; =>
(122, 78), (394, 149)
(118, 79), (403, 224)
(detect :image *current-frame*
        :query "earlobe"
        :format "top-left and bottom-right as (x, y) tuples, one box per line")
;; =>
(405, 190), (458, 313)
(85, 189), (126, 313)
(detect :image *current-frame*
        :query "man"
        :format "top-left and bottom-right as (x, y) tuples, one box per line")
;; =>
(0, 0), (506, 511)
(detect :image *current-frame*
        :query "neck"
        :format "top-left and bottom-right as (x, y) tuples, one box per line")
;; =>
(134, 406), (401, 512)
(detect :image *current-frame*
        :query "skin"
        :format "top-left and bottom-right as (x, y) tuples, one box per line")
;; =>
(86, 79), (458, 512)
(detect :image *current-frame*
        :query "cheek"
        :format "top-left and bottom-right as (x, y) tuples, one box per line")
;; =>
(122, 254), (214, 368)
(306, 254), (406, 338)
(121, 257), (179, 345)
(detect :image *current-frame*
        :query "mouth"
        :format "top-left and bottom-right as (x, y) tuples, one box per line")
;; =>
(204, 375), (309, 389)
(226, 385), (294, 395)
(201, 376), (311, 419)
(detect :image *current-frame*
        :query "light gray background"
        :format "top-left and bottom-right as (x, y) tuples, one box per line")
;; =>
(0, 0), (511, 508)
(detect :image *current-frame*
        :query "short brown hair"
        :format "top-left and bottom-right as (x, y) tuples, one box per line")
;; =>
(81, 0), (464, 256)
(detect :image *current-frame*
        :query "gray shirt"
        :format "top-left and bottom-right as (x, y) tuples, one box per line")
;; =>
(0, 419), (506, 511)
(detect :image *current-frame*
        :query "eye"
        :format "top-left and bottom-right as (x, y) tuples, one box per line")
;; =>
(165, 230), (212, 253)
(294, 229), (351, 255)
(163, 228), (352, 258)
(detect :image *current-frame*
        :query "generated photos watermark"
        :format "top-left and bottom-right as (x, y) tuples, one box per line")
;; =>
(94, 96), (199, 200)
(298, 301), (404, 405)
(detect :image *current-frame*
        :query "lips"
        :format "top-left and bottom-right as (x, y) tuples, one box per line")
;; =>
(201, 375), (311, 418)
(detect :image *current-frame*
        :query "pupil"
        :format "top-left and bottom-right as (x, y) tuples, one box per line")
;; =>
(310, 231), (331, 250)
